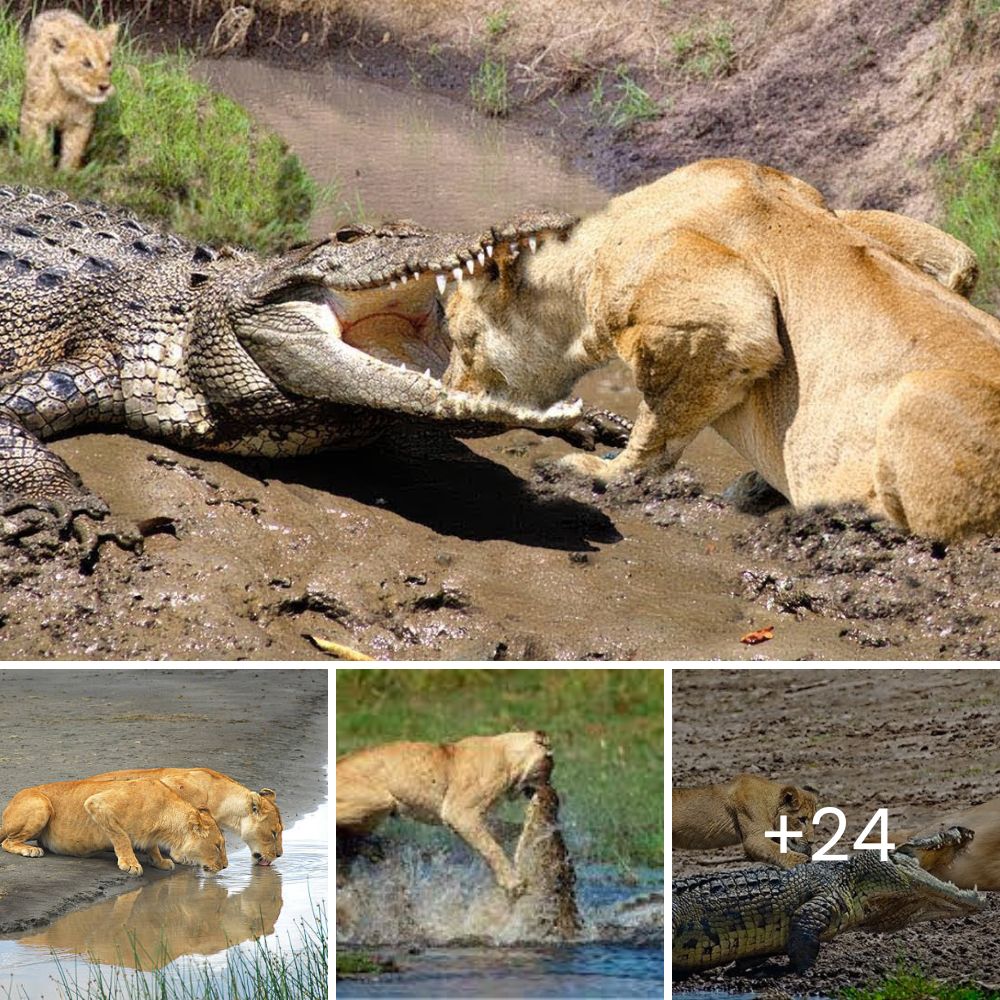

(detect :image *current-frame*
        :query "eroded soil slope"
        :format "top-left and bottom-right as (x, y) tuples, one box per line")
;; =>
(673, 667), (1000, 993)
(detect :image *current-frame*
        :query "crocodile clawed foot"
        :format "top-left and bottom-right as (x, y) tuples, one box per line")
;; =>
(1, 494), (142, 566)
(71, 511), (144, 569)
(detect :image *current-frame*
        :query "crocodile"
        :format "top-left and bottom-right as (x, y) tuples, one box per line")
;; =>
(0, 188), (592, 553)
(672, 849), (986, 974)
(512, 783), (581, 939)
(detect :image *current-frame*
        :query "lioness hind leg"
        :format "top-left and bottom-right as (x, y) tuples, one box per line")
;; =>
(83, 791), (143, 876)
(874, 370), (1000, 539)
(0, 790), (53, 857)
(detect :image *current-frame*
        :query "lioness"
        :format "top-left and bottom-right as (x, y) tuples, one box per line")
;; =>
(337, 731), (553, 896)
(88, 767), (282, 866)
(445, 158), (1000, 539)
(869, 798), (1000, 890)
(20, 9), (118, 172)
(0, 777), (228, 877)
(673, 774), (819, 868)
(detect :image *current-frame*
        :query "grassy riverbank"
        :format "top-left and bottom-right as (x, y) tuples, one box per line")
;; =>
(335, 668), (664, 869)
(0, 7), (320, 251)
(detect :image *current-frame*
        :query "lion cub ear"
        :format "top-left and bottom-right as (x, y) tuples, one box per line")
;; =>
(191, 808), (213, 835)
(102, 23), (119, 47)
(258, 788), (276, 800)
(780, 786), (803, 810)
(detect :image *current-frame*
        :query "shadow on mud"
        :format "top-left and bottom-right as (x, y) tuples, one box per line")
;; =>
(239, 434), (622, 552)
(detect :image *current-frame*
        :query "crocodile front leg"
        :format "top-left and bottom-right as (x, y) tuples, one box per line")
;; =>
(0, 361), (137, 558)
(787, 894), (841, 971)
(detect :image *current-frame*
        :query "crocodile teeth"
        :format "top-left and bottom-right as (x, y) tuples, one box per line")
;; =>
(485, 244), (494, 258)
(401, 273), (408, 284)
(528, 236), (537, 253)
(413, 271), (421, 279)
(477, 251), (485, 266)
(390, 280), (397, 290)
(436, 273), (447, 294)
(466, 258), (475, 274)
(424, 369), (431, 377)
(452, 267), (463, 282)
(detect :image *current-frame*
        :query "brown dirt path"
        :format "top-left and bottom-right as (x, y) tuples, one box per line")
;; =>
(672, 667), (1000, 994)
(0, 669), (327, 932)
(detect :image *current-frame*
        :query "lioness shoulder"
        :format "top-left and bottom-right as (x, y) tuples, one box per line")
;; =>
(673, 773), (819, 868)
(19, 9), (118, 172)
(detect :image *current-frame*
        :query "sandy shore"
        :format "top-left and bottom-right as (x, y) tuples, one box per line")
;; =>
(0, 668), (327, 933)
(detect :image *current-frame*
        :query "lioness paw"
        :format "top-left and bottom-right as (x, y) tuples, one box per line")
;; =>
(149, 856), (174, 871)
(557, 451), (623, 484)
(119, 859), (143, 876)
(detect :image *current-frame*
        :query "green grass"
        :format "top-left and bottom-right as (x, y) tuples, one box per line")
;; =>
(0, 906), (327, 1000)
(484, 7), (512, 37)
(589, 66), (663, 131)
(336, 669), (664, 869)
(470, 56), (509, 116)
(0, 7), (324, 253)
(669, 19), (736, 78)
(841, 961), (1000, 1000)
(940, 121), (1000, 311)
(335, 951), (398, 977)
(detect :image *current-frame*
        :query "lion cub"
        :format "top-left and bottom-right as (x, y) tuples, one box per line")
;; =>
(673, 774), (819, 868)
(20, 9), (118, 172)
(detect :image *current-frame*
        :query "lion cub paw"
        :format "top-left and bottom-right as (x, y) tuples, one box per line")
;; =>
(119, 859), (143, 877)
(148, 856), (175, 871)
(5, 843), (44, 858)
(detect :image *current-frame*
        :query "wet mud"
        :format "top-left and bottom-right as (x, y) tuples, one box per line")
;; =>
(2, 49), (998, 660)
(672, 668), (1000, 995)
(0, 669), (327, 931)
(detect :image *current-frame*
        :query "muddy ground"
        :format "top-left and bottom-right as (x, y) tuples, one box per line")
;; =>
(0, 668), (327, 931)
(1, 8), (999, 660)
(672, 668), (1000, 995)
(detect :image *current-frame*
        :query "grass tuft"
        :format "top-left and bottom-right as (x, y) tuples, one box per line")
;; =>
(590, 65), (663, 131)
(669, 18), (736, 78)
(470, 56), (509, 116)
(939, 120), (1000, 311)
(0, 6), (325, 252)
(841, 960), (1000, 1000)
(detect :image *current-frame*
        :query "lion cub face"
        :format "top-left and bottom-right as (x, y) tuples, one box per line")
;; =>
(42, 15), (118, 106)
(774, 784), (820, 851)
(177, 809), (229, 874)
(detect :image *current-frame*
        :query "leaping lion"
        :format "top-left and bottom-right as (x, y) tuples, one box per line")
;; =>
(445, 157), (1000, 539)
(336, 731), (553, 897)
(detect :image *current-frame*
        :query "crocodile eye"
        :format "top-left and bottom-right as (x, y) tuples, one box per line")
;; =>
(335, 226), (366, 244)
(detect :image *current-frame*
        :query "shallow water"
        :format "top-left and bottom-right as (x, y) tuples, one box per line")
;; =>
(338, 852), (663, 997)
(192, 57), (608, 234)
(0, 800), (327, 998)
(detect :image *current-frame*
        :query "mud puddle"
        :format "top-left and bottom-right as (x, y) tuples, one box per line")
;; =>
(339, 855), (662, 997)
(0, 800), (327, 998)
(192, 57), (607, 233)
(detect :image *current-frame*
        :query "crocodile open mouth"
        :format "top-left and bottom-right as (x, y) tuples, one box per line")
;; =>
(239, 212), (585, 428)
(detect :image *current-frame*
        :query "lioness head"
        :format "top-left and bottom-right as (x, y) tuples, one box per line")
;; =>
(509, 730), (554, 797)
(177, 808), (229, 874)
(49, 21), (118, 106)
(445, 216), (587, 412)
(240, 788), (284, 867)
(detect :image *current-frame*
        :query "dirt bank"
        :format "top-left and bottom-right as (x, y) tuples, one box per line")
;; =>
(672, 668), (1000, 994)
(0, 669), (327, 931)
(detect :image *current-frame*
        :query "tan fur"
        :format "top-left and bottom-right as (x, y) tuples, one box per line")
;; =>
(877, 798), (1000, 890)
(673, 774), (819, 868)
(19, 9), (118, 172)
(0, 777), (228, 877)
(337, 731), (553, 896)
(87, 766), (283, 866)
(446, 158), (1000, 540)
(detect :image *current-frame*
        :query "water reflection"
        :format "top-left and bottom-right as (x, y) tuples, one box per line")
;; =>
(0, 799), (327, 994)
(17, 868), (282, 970)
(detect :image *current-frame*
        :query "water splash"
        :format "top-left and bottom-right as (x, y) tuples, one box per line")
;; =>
(336, 848), (662, 947)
